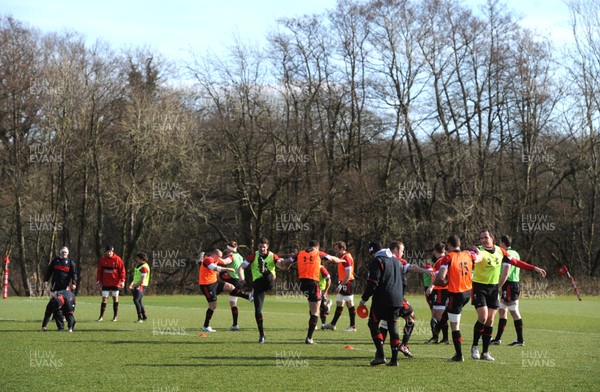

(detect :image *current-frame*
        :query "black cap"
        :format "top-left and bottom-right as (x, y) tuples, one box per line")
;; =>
(368, 240), (382, 254)
(105, 244), (114, 252)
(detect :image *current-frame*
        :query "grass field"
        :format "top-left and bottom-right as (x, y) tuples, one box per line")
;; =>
(1, 293), (599, 392)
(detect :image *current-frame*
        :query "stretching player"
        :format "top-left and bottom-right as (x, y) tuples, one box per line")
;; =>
(239, 238), (285, 343)
(40, 289), (76, 332)
(199, 248), (251, 333)
(471, 229), (546, 361)
(220, 242), (245, 331)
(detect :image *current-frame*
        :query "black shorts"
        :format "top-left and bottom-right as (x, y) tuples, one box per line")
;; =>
(221, 275), (242, 290)
(371, 299), (413, 322)
(370, 306), (400, 324)
(471, 282), (499, 309)
(447, 291), (470, 314)
(501, 281), (520, 302)
(253, 275), (275, 295)
(300, 279), (321, 302)
(338, 279), (356, 296)
(200, 282), (225, 303)
(428, 288), (448, 308)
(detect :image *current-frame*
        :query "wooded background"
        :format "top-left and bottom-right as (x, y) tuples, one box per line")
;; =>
(1, 0), (599, 295)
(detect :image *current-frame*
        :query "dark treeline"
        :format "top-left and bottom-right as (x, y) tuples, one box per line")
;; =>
(1, 0), (599, 296)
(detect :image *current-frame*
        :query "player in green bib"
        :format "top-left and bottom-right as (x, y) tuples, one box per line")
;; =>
(221, 242), (246, 331)
(318, 265), (332, 327)
(239, 238), (285, 344)
(129, 252), (150, 322)
(491, 235), (525, 346)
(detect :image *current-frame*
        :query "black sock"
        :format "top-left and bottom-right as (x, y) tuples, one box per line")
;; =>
(256, 313), (264, 336)
(308, 315), (318, 339)
(373, 335), (385, 358)
(514, 318), (524, 342)
(440, 312), (449, 340)
(348, 306), (356, 327)
(402, 319), (414, 345)
(482, 325), (493, 353)
(430, 318), (439, 340)
(495, 317), (507, 340)
(203, 308), (214, 328)
(452, 330), (463, 357)
(113, 302), (119, 318)
(473, 321), (484, 346)
(100, 302), (106, 317)
(231, 306), (238, 325)
(331, 306), (343, 326)
(390, 344), (399, 362)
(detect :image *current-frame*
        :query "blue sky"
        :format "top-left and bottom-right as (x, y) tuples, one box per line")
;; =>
(1, 0), (571, 62)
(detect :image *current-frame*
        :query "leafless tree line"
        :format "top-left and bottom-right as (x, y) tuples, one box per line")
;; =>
(1, 0), (599, 295)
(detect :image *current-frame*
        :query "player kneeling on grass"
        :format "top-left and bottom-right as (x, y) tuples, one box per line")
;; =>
(40, 289), (76, 333)
(199, 248), (252, 333)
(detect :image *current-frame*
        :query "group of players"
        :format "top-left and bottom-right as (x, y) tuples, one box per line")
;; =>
(40, 229), (546, 366)
(40, 244), (149, 332)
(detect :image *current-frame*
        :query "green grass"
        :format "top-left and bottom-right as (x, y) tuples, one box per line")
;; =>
(1, 293), (599, 392)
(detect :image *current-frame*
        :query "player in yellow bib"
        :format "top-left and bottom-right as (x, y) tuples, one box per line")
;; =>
(129, 252), (150, 322)
(471, 230), (546, 361)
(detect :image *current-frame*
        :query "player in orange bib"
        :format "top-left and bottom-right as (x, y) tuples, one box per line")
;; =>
(425, 242), (449, 344)
(199, 248), (251, 333)
(434, 235), (482, 362)
(284, 240), (342, 344)
(322, 241), (356, 332)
